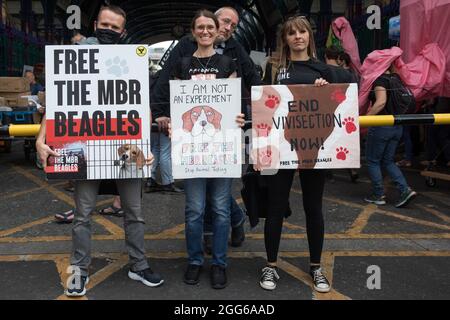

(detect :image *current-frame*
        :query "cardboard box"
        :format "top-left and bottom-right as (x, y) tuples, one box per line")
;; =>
(0, 77), (30, 92)
(1, 91), (31, 106)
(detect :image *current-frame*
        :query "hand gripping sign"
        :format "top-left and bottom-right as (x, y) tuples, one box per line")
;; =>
(44, 45), (151, 180)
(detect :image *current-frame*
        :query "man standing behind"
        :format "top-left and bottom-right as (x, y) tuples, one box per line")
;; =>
(151, 7), (262, 252)
(36, 5), (164, 297)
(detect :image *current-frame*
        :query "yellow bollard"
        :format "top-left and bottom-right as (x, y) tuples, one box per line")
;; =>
(8, 124), (41, 137)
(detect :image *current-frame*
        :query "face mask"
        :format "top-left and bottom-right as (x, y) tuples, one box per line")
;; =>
(95, 28), (122, 44)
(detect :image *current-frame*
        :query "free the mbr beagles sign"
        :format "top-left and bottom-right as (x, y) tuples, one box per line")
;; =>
(252, 83), (360, 170)
(44, 45), (151, 180)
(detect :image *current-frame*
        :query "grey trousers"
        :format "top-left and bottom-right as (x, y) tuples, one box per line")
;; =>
(70, 179), (149, 276)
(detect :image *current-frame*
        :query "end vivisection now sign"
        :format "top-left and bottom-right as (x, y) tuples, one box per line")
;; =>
(251, 84), (360, 170)
(44, 45), (151, 180)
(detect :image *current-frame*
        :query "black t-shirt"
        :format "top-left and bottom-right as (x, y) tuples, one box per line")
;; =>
(172, 53), (236, 80)
(370, 75), (392, 115)
(328, 65), (354, 83)
(275, 59), (334, 85)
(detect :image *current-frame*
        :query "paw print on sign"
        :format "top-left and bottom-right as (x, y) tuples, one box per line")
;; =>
(259, 148), (272, 167)
(331, 89), (346, 104)
(256, 123), (271, 137)
(265, 95), (280, 109)
(336, 147), (349, 160)
(106, 56), (129, 77)
(343, 117), (357, 134)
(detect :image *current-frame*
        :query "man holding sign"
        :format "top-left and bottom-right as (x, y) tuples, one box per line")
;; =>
(36, 5), (163, 297)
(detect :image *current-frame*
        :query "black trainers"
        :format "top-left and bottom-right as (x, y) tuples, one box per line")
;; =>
(395, 188), (417, 208)
(310, 267), (331, 293)
(184, 264), (202, 285)
(144, 178), (162, 193)
(65, 275), (89, 297)
(210, 265), (227, 289)
(128, 268), (164, 287)
(230, 224), (245, 247)
(160, 183), (184, 193)
(364, 194), (386, 205)
(259, 266), (280, 291)
(203, 234), (213, 255)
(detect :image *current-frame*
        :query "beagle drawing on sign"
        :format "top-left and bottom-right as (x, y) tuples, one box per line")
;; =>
(117, 144), (146, 178)
(182, 105), (222, 139)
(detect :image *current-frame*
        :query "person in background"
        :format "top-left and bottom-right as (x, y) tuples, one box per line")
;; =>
(24, 70), (44, 95)
(364, 64), (418, 207)
(151, 6), (260, 253)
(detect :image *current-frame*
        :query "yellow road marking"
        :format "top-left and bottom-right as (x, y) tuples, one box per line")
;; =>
(92, 216), (124, 237)
(13, 166), (75, 206)
(1, 187), (44, 200)
(417, 204), (450, 224)
(283, 222), (306, 231)
(149, 223), (185, 239)
(276, 257), (351, 300)
(0, 215), (54, 237)
(345, 206), (378, 235)
(1, 232), (450, 243)
(377, 208), (450, 231)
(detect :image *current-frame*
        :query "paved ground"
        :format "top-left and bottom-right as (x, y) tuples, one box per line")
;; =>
(0, 140), (449, 300)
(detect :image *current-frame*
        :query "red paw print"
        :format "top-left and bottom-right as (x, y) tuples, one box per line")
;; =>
(336, 147), (349, 160)
(259, 149), (272, 166)
(343, 117), (357, 134)
(331, 89), (346, 104)
(256, 123), (271, 137)
(265, 95), (280, 109)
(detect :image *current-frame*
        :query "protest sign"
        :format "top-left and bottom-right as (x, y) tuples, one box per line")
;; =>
(170, 78), (242, 179)
(44, 45), (151, 180)
(252, 83), (360, 169)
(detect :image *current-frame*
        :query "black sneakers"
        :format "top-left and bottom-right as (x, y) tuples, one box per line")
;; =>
(310, 267), (331, 293)
(160, 183), (184, 193)
(364, 194), (386, 205)
(259, 266), (280, 291)
(210, 265), (227, 289)
(184, 264), (202, 285)
(65, 275), (89, 297)
(128, 267), (164, 287)
(230, 224), (245, 247)
(144, 178), (162, 193)
(395, 188), (417, 208)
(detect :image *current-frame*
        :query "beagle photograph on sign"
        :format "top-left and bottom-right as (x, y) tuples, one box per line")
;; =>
(117, 144), (146, 178)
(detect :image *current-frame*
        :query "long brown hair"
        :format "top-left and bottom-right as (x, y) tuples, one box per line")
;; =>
(277, 16), (317, 69)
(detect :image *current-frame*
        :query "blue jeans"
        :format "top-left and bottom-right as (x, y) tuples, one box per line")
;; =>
(184, 178), (232, 267)
(365, 126), (409, 197)
(402, 125), (414, 161)
(151, 132), (173, 185)
(203, 195), (245, 235)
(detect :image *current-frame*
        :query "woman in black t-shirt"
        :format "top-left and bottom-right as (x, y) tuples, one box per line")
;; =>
(255, 16), (332, 293)
(170, 9), (245, 290)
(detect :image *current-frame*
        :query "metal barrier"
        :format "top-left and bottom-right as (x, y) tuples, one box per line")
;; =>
(1, 114), (450, 138)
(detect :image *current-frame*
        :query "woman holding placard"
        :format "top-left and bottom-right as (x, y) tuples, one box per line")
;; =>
(170, 9), (245, 289)
(254, 16), (333, 293)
